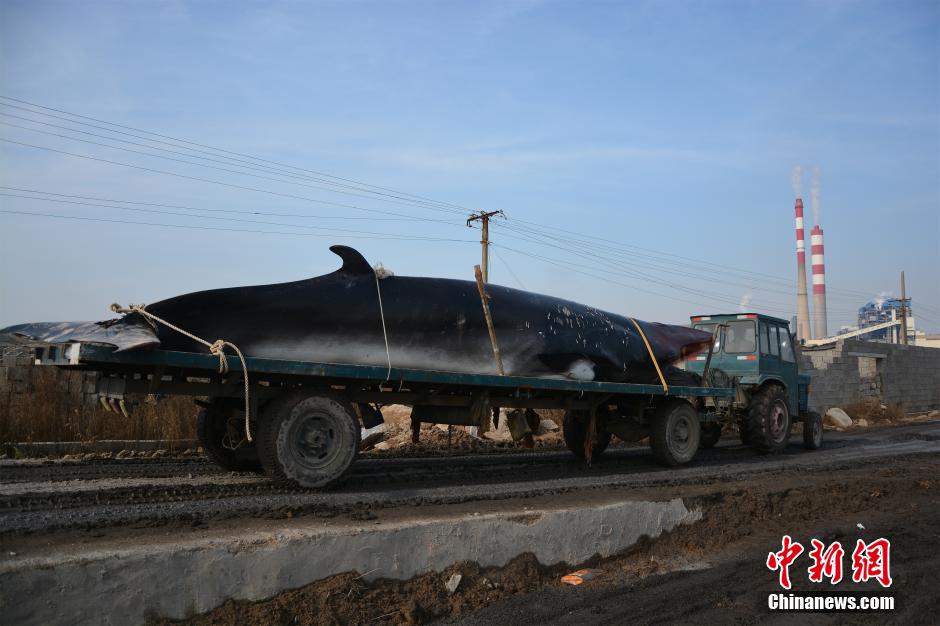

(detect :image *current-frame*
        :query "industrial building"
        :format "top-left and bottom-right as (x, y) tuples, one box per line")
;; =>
(853, 298), (920, 344)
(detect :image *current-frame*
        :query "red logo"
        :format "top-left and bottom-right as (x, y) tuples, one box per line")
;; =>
(851, 538), (893, 588)
(766, 534), (805, 590)
(768, 536), (893, 589)
(807, 539), (845, 584)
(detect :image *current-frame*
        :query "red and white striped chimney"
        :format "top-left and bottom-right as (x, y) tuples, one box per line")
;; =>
(810, 224), (828, 338)
(794, 199), (812, 341)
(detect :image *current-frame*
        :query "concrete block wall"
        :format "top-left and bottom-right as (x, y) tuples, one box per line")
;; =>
(799, 339), (940, 413)
(0, 347), (101, 439)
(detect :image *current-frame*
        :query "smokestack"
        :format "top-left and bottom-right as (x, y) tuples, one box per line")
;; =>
(811, 224), (828, 338)
(794, 198), (812, 341)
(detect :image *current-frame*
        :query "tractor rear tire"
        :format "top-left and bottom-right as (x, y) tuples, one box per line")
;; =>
(563, 408), (612, 459)
(650, 399), (701, 466)
(802, 411), (823, 450)
(258, 392), (360, 489)
(747, 385), (792, 454)
(699, 422), (722, 449)
(737, 417), (751, 445)
(196, 399), (261, 472)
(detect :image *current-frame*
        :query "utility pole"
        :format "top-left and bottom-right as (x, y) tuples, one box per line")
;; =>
(900, 270), (908, 345)
(467, 210), (504, 283)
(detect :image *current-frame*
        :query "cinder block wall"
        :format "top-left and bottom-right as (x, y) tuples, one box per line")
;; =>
(799, 340), (940, 413)
(0, 347), (99, 409)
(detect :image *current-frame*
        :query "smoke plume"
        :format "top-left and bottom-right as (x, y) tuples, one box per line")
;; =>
(739, 293), (752, 312)
(791, 165), (803, 198)
(811, 167), (821, 225)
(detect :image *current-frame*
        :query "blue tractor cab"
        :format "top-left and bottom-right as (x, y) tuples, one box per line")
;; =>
(685, 313), (819, 453)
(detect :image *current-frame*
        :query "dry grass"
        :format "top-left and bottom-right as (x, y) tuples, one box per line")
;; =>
(842, 398), (906, 423)
(0, 366), (197, 443)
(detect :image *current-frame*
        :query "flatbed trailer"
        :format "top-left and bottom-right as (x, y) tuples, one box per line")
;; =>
(33, 341), (738, 488)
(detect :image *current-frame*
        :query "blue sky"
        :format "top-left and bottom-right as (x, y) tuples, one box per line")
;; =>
(1, 0), (938, 333)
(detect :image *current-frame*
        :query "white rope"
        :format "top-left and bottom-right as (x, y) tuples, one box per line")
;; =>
(110, 303), (253, 442)
(373, 274), (392, 382)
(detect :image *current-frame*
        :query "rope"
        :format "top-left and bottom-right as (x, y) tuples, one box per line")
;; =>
(110, 303), (253, 441)
(373, 273), (392, 382)
(630, 318), (669, 395)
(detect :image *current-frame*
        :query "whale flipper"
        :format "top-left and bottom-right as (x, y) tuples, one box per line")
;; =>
(330, 245), (373, 275)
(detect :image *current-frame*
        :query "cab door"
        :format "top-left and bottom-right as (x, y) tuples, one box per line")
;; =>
(759, 321), (784, 389)
(776, 324), (800, 412)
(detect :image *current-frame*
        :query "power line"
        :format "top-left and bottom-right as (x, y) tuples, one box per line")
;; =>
(0, 95), (472, 215)
(500, 216), (880, 301)
(494, 243), (740, 311)
(492, 248), (526, 290)
(496, 220), (876, 315)
(0, 138), (471, 225)
(0, 193), (465, 239)
(0, 187), (456, 222)
(0, 208), (477, 243)
(493, 224), (823, 314)
(0, 119), (469, 216)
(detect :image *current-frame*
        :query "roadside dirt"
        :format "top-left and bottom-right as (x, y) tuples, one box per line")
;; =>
(156, 456), (939, 625)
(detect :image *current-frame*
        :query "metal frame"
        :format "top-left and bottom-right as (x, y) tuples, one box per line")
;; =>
(34, 343), (736, 412)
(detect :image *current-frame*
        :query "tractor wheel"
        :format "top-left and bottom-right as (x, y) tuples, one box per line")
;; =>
(747, 385), (792, 454)
(802, 411), (823, 450)
(737, 417), (751, 445)
(563, 408), (612, 459)
(699, 422), (722, 449)
(196, 399), (261, 472)
(258, 392), (360, 489)
(650, 399), (701, 466)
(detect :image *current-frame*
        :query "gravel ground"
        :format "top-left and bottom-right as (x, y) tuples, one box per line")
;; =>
(0, 420), (937, 540)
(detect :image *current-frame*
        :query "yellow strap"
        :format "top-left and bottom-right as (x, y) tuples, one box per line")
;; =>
(630, 318), (669, 394)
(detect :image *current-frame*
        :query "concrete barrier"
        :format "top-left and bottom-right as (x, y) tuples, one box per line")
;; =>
(0, 498), (700, 625)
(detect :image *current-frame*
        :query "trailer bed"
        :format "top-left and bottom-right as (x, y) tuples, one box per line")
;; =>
(33, 341), (736, 401)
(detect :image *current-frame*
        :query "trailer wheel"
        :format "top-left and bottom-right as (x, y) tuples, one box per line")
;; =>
(699, 422), (722, 449)
(802, 411), (823, 450)
(747, 384), (792, 454)
(650, 400), (700, 466)
(196, 400), (261, 472)
(563, 408), (612, 459)
(258, 392), (360, 489)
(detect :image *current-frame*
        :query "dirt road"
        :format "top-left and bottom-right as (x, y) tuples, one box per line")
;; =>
(2, 420), (937, 625)
(155, 454), (938, 625)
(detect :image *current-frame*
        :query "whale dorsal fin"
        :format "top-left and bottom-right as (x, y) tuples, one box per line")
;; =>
(330, 245), (373, 275)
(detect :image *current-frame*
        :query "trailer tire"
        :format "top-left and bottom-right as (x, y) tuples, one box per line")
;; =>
(747, 384), (792, 454)
(563, 408), (611, 459)
(699, 422), (722, 449)
(650, 399), (700, 466)
(802, 411), (823, 450)
(258, 392), (360, 489)
(196, 400), (261, 472)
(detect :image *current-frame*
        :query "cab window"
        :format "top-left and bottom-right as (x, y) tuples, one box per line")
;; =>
(760, 323), (771, 355)
(725, 320), (755, 354)
(693, 323), (721, 352)
(779, 326), (796, 362)
(768, 325), (780, 357)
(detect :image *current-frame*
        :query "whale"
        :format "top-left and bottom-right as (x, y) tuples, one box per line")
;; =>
(1, 246), (712, 384)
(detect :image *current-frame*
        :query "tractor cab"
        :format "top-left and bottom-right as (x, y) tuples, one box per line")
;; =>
(685, 313), (816, 452)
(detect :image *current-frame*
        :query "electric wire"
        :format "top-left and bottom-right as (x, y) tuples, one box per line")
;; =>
(0, 209), (476, 243)
(0, 138), (471, 225)
(0, 96), (471, 216)
(0, 193), (463, 239)
(0, 186), (455, 222)
(0, 119), (469, 216)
